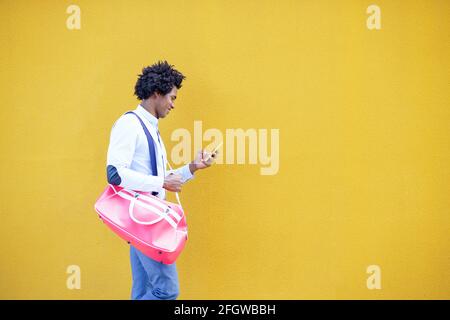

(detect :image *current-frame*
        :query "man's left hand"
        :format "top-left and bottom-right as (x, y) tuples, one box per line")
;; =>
(189, 149), (219, 173)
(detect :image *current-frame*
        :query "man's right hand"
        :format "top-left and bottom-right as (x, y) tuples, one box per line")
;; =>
(163, 174), (183, 192)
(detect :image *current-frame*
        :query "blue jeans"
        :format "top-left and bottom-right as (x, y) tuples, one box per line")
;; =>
(130, 245), (180, 300)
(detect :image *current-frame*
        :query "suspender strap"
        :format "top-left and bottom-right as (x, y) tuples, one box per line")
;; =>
(125, 111), (159, 196)
(125, 111), (183, 207)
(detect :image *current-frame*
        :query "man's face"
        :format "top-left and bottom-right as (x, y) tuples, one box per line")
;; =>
(155, 86), (177, 119)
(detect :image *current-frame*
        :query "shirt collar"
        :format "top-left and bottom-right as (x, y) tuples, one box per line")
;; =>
(136, 104), (158, 129)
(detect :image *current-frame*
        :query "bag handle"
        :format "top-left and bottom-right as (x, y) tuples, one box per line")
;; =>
(129, 196), (165, 225)
(110, 184), (179, 228)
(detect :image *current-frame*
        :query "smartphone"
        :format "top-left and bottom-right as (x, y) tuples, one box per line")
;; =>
(204, 142), (222, 162)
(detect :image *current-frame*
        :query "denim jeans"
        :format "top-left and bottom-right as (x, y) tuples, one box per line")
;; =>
(130, 245), (179, 300)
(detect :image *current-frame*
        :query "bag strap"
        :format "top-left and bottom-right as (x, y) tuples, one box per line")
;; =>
(125, 111), (182, 207)
(167, 162), (182, 207)
(125, 111), (158, 176)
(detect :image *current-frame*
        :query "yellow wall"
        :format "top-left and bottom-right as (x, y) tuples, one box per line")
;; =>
(0, 0), (448, 299)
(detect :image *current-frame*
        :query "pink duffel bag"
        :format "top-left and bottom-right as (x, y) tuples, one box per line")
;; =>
(94, 184), (188, 264)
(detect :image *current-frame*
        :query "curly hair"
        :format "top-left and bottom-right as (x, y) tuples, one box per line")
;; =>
(134, 61), (186, 100)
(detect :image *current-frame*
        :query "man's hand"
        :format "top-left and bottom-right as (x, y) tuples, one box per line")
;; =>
(189, 149), (219, 174)
(163, 173), (183, 192)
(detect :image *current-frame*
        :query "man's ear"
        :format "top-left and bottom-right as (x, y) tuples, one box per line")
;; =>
(148, 92), (160, 100)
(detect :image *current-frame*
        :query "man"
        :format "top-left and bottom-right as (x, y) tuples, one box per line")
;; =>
(106, 61), (217, 300)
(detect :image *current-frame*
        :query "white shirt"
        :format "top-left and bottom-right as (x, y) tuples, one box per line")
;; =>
(106, 104), (194, 199)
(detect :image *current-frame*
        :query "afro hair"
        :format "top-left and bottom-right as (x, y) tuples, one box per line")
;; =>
(134, 61), (186, 100)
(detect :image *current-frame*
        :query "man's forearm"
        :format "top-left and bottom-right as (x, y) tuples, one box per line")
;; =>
(112, 166), (164, 192)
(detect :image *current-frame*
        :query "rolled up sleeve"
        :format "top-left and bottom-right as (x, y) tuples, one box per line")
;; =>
(166, 164), (194, 183)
